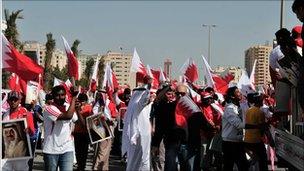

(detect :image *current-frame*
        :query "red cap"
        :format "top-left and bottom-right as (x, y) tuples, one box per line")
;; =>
(292, 25), (302, 35)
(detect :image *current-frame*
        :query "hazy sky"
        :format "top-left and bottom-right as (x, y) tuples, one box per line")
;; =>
(2, 1), (301, 78)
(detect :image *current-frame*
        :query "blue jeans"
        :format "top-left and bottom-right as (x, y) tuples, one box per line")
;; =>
(43, 151), (74, 171)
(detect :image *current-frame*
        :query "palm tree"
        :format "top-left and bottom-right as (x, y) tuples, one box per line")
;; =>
(44, 33), (56, 90)
(4, 9), (23, 50)
(71, 39), (81, 58)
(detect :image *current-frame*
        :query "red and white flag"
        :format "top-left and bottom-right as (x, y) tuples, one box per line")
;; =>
(61, 36), (79, 80)
(212, 73), (234, 95)
(89, 58), (100, 92)
(8, 73), (27, 93)
(130, 48), (147, 83)
(175, 95), (201, 128)
(2, 33), (44, 82)
(146, 65), (160, 90)
(180, 58), (199, 83)
(103, 63), (119, 101)
(202, 55), (234, 94)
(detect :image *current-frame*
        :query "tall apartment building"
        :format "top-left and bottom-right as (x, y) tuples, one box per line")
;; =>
(103, 51), (133, 87)
(245, 45), (272, 86)
(23, 41), (67, 70)
(164, 58), (172, 80)
(78, 53), (102, 79)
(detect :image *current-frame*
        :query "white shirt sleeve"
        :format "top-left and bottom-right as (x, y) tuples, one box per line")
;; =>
(269, 46), (284, 70)
(44, 105), (61, 121)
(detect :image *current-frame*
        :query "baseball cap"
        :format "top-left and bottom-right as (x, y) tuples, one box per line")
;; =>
(8, 91), (22, 100)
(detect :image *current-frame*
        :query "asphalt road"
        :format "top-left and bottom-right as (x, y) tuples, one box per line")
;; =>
(33, 149), (126, 171)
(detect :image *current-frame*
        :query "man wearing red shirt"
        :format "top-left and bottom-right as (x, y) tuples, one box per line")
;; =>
(74, 93), (93, 171)
(2, 91), (35, 171)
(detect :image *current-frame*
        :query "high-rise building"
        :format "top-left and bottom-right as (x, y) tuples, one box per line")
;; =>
(103, 51), (133, 87)
(164, 58), (172, 79)
(245, 45), (272, 86)
(23, 41), (67, 70)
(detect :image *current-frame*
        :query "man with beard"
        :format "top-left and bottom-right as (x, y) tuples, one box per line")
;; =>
(42, 85), (78, 171)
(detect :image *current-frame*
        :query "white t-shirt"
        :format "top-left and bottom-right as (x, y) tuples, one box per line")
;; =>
(42, 103), (77, 154)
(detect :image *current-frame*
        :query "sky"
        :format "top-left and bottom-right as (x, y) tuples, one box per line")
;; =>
(2, 1), (301, 78)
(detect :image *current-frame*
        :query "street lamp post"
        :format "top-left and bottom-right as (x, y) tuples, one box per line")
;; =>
(202, 24), (217, 65)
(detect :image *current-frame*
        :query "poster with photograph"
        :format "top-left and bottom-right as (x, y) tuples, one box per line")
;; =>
(2, 118), (32, 161)
(118, 107), (127, 131)
(25, 80), (39, 104)
(86, 113), (113, 144)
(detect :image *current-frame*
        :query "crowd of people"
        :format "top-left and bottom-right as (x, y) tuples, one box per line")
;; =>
(1, 75), (279, 171)
(2, 0), (304, 171)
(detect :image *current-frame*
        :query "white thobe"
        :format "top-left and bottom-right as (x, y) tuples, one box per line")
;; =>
(122, 87), (151, 171)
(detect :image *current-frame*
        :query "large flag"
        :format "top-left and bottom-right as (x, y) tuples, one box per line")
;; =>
(130, 48), (147, 83)
(180, 58), (199, 83)
(2, 33), (44, 81)
(175, 95), (201, 127)
(89, 57), (100, 92)
(61, 36), (79, 80)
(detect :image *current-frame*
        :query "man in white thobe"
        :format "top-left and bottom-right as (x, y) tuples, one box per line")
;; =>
(122, 76), (152, 171)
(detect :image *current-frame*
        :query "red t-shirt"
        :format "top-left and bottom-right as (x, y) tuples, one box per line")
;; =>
(74, 104), (93, 133)
(4, 107), (35, 136)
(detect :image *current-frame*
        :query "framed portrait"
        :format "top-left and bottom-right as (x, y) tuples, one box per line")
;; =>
(2, 118), (32, 161)
(86, 113), (113, 144)
(117, 107), (127, 131)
